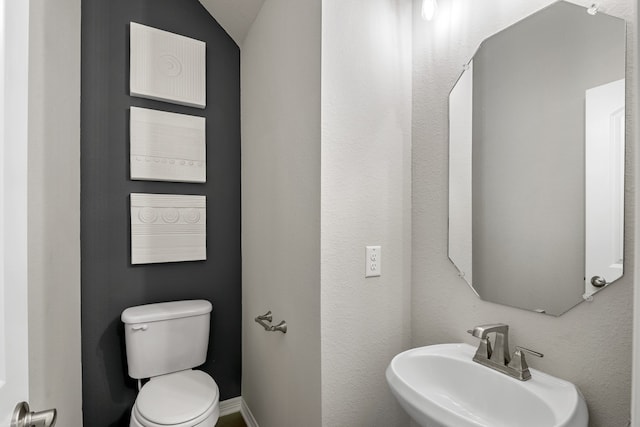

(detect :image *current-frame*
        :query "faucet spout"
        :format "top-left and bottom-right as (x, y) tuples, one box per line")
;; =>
(468, 323), (508, 339)
(467, 323), (510, 364)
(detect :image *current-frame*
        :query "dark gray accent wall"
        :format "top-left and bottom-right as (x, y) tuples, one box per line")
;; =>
(81, 1), (241, 425)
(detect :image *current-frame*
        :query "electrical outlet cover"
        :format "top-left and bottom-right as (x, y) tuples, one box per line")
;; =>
(366, 246), (381, 278)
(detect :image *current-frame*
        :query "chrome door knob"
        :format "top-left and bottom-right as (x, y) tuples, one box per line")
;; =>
(590, 276), (607, 288)
(11, 401), (57, 427)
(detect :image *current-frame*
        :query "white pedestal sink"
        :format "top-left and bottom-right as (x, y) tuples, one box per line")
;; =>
(386, 343), (588, 427)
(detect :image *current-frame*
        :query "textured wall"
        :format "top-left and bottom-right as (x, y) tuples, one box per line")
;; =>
(321, 0), (412, 425)
(28, 0), (83, 425)
(241, 1), (322, 426)
(81, 1), (241, 425)
(412, 0), (636, 426)
(242, 1), (412, 425)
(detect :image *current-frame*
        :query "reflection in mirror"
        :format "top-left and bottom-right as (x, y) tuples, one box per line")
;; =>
(448, 1), (626, 315)
(584, 79), (625, 298)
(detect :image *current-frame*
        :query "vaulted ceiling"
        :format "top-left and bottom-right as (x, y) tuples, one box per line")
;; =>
(198, 0), (265, 47)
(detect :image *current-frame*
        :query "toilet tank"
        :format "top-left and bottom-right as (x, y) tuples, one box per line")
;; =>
(121, 300), (212, 379)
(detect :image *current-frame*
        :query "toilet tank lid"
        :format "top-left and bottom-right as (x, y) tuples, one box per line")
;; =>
(121, 300), (212, 324)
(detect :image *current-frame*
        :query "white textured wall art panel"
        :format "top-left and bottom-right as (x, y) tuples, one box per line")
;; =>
(130, 193), (206, 264)
(130, 22), (206, 108)
(130, 107), (206, 183)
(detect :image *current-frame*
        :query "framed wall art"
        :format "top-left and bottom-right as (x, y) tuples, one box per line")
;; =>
(130, 106), (206, 183)
(131, 193), (206, 264)
(130, 22), (206, 108)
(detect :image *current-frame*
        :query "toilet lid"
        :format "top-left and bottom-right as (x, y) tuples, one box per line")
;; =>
(136, 370), (219, 425)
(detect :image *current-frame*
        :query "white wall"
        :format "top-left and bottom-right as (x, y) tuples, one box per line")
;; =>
(242, 1), (412, 425)
(412, 0), (636, 426)
(321, 1), (412, 425)
(241, 1), (322, 426)
(27, 0), (83, 425)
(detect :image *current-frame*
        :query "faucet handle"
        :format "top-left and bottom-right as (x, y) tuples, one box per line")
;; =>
(508, 346), (543, 381)
(515, 346), (543, 359)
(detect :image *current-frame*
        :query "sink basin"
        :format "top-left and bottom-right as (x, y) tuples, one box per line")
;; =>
(386, 343), (588, 427)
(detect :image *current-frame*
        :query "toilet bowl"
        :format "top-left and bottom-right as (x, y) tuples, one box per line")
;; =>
(122, 300), (220, 427)
(130, 370), (220, 427)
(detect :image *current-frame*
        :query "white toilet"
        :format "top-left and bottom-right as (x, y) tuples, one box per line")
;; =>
(122, 300), (220, 427)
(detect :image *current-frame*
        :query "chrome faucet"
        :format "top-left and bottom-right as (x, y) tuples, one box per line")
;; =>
(467, 323), (543, 381)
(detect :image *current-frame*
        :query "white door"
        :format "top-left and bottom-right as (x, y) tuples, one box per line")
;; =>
(0, 0), (81, 424)
(0, 0), (29, 427)
(584, 79), (625, 299)
(0, 0), (30, 424)
(0, 1), (57, 425)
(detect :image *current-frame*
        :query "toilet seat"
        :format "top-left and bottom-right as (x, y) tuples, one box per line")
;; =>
(132, 370), (219, 427)
(132, 402), (218, 427)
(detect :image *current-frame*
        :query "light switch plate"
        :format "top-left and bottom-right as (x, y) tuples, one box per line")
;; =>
(365, 246), (381, 278)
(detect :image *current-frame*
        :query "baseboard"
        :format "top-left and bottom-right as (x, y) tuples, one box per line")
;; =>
(219, 396), (259, 427)
(240, 398), (259, 427)
(219, 397), (243, 416)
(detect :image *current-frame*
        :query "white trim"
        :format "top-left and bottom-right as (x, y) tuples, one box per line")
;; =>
(219, 397), (242, 416)
(218, 397), (259, 427)
(240, 398), (259, 427)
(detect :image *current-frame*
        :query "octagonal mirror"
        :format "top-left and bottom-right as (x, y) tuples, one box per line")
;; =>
(448, 1), (626, 315)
